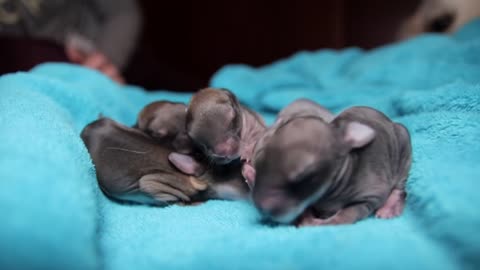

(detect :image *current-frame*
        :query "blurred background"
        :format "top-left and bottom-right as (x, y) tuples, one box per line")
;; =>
(125, 0), (419, 91)
(1, 0), (478, 91)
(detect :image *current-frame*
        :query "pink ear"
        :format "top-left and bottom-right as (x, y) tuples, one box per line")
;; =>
(168, 152), (205, 176)
(274, 117), (284, 125)
(344, 122), (375, 148)
(242, 163), (256, 189)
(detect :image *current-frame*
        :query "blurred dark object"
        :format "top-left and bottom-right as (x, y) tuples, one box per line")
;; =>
(397, 0), (480, 40)
(125, 0), (420, 91)
(0, 0), (141, 71)
(0, 36), (69, 74)
(0, 0), (141, 83)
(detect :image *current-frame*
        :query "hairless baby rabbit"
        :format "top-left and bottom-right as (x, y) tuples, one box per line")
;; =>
(81, 117), (249, 205)
(250, 101), (412, 226)
(184, 88), (266, 186)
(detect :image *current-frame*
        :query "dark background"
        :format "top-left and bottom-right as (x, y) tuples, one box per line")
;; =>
(124, 0), (420, 91)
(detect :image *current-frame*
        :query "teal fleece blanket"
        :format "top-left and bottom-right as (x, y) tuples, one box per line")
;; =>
(1, 20), (479, 270)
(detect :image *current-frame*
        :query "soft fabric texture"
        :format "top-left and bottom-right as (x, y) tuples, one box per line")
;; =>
(1, 19), (479, 270)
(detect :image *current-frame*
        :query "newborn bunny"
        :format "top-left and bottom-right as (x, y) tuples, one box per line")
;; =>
(251, 105), (412, 226)
(135, 101), (193, 154)
(81, 117), (249, 205)
(186, 88), (266, 165)
(242, 99), (335, 188)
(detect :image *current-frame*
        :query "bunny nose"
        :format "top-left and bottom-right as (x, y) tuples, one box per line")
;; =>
(256, 196), (284, 218)
(214, 137), (239, 157)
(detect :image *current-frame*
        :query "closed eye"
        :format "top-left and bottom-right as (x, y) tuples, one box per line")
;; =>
(228, 112), (242, 133)
(287, 170), (318, 198)
(288, 161), (319, 183)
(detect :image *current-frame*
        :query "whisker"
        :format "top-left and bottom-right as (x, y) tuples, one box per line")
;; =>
(105, 147), (149, 154)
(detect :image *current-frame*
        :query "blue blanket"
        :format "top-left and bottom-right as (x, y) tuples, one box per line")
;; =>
(1, 20), (479, 270)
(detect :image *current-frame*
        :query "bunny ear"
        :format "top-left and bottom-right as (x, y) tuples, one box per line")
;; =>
(242, 163), (256, 189)
(343, 121), (376, 149)
(168, 153), (205, 176)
